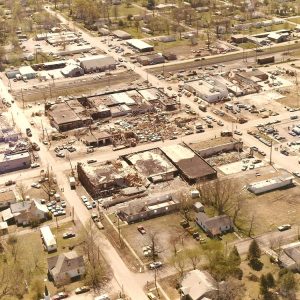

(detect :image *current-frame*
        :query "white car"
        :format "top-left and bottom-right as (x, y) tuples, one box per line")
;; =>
(31, 163), (40, 168)
(81, 196), (88, 203)
(149, 261), (162, 270)
(31, 182), (41, 189)
(277, 224), (291, 231)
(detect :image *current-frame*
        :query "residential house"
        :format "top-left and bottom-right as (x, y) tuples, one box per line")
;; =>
(180, 269), (218, 300)
(47, 251), (85, 285)
(279, 241), (300, 271)
(10, 200), (49, 226)
(196, 212), (233, 237)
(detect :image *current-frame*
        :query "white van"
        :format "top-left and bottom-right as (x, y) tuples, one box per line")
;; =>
(94, 294), (110, 300)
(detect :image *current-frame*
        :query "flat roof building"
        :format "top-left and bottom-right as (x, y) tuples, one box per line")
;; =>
(126, 39), (154, 52)
(112, 30), (132, 40)
(78, 55), (116, 73)
(124, 148), (177, 182)
(184, 80), (228, 103)
(0, 152), (31, 174)
(161, 144), (217, 184)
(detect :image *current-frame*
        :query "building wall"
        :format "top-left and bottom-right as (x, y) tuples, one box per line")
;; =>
(0, 154), (31, 174)
(197, 141), (243, 158)
(54, 267), (85, 285)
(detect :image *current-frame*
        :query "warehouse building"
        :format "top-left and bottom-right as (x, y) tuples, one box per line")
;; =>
(61, 64), (84, 77)
(46, 100), (92, 132)
(124, 148), (177, 182)
(137, 54), (165, 66)
(184, 80), (228, 103)
(78, 55), (116, 73)
(112, 30), (132, 40)
(0, 152), (31, 174)
(19, 66), (37, 79)
(126, 39), (154, 52)
(248, 175), (294, 195)
(161, 144), (217, 184)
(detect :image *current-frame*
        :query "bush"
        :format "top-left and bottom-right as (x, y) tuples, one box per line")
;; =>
(249, 258), (263, 271)
(231, 267), (243, 280)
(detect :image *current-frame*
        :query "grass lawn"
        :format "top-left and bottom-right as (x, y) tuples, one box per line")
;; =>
(109, 3), (143, 17)
(122, 26), (147, 38)
(239, 42), (257, 49)
(153, 39), (194, 52)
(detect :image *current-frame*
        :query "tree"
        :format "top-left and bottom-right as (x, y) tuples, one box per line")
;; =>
(147, 0), (155, 10)
(147, 231), (162, 262)
(228, 246), (241, 267)
(16, 182), (27, 201)
(185, 247), (201, 270)
(170, 252), (187, 279)
(40, 167), (56, 201)
(178, 193), (194, 222)
(215, 278), (245, 300)
(248, 239), (261, 260)
(266, 273), (275, 288)
(279, 271), (297, 299)
(81, 220), (107, 291)
(260, 274), (269, 296)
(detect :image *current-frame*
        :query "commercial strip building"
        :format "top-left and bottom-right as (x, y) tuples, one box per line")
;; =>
(248, 175), (294, 194)
(78, 54), (116, 73)
(161, 144), (217, 184)
(126, 39), (154, 52)
(0, 151), (31, 174)
(184, 79), (228, 103)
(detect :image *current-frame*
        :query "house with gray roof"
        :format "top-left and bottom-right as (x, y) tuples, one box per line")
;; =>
(196, 212), (233, 237)
(47, 251), (85, 285)
(180, 269), (218, 300)
(279, 241), (300, 271)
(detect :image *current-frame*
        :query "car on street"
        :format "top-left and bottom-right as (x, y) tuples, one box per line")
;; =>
(149, 261), (163, 270)
(5, 180), (16, 186)
(277, 224), (291, 231)
(31, 182), (41, 189)
(63, 232), (76, 239)
(31, 163), (40, 168)
(75, 286), (90, 294)
(81, 195), (88, 203)
(137, 226), (146, 234)
(56, 152), (65, 158)
(87, 159), (97, 164)
(52, 292), (69, 300)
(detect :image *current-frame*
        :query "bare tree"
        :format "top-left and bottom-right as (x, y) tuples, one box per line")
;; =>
(214, 278), (245, 300)
(81, 220), (107, 292)
(170, 252), (187, 279)
(40, 167), (56, 202)
(16, 182), (27, 201)
(178, 192), (194, 222)
(147, 231), (163, 262)
(185, 247), (202, 270)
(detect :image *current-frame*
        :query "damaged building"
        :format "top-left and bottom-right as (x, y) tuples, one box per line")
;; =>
(123, 148), (177, 183)
(77, 160), (148, 198)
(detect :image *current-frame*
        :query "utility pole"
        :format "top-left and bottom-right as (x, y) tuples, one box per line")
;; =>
(41, 120), (45, 140)
(269, 140), (273, 165)
(21, 88), (25, 109)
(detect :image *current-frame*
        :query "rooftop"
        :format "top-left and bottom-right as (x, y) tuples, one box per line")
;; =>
(127, 39), (154, 50)
(161, 144), (216, 181)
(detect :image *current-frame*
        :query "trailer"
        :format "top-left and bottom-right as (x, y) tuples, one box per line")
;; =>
(257, 56), (275, 65)
(69, 176), (76, 189)
(40, 226), (57, 253)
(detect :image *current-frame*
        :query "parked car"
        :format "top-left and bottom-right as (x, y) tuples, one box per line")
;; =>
(87, 159), (97, 164)
(5, 180), (16, 186)
(149, 261), (163, 270)
(137, 226), (146, 234)
(277, 224), (291, 231)
(75, 286), (90, 294)
(52, 292), (69, 300)
(63, 232), (76, 239)
(31, 163), (40, 168)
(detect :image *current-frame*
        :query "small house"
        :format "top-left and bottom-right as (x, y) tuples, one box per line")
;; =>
(196, 212), (233, 237)
(47, 251), (85, 285)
